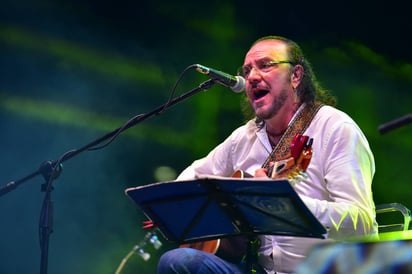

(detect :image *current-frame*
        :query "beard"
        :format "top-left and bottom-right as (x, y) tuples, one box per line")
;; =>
(254, 89), (288, 120)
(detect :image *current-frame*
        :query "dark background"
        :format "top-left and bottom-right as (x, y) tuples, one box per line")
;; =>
(0, 1), (411, 273)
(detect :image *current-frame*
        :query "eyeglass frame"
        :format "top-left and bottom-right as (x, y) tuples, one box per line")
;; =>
(239, 60), (296, 78)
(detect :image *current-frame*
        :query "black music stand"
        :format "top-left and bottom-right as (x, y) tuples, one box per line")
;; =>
(125, 177), (327, 272)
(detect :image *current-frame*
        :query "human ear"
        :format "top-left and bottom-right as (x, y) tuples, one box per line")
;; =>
(291, 65), (304, 89)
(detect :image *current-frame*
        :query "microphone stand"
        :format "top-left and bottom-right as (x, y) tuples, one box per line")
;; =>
(378, 114), (412, 134)
(0, 78), (217, 274)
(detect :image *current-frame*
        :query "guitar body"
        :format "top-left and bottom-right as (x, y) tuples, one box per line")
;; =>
(178, 171), (251, 262)
(231, 169), (252, 178)
(180, 239), (220, 254)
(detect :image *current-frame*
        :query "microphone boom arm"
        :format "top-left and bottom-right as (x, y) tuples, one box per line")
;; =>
(0, 78), (217, 195)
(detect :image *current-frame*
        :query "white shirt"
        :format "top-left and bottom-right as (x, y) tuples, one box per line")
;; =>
(177, 105), (378, 273)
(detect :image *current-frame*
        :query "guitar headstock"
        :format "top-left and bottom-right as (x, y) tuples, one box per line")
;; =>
(268, 134), (313, 185)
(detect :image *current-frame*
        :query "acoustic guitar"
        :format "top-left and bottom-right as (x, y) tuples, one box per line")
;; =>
(179, 134), (314, 261)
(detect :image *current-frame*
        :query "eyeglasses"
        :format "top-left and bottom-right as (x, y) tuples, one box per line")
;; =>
(239, 60), (293, 78)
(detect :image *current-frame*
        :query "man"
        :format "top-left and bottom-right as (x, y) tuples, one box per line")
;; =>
(157, 36), (378, 273)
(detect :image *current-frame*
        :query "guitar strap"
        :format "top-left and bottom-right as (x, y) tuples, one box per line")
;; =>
(262, 102), (324, 168)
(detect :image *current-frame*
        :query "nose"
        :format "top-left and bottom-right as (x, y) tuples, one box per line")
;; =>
(245, 67), (263, 88)
(246, 66), (262, 81)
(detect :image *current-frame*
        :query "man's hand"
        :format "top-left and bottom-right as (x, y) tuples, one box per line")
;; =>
(254, 167), (269, 178)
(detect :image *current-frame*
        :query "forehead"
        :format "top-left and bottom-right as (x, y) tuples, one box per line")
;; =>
(244, 40), (288, 64)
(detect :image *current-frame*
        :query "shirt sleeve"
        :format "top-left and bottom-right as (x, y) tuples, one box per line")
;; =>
(176, 133), (237, 180)
(300, 121), (377, 239)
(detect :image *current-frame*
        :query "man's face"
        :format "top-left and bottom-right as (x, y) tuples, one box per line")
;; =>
(242, 40), (294, 120)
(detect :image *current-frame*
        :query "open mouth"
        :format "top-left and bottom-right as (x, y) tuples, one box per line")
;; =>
(254, 89), (269, 100)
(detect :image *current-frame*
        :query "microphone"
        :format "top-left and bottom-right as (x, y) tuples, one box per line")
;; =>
(195, 64), (245, 93)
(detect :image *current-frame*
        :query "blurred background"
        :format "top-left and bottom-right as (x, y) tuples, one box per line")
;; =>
(0, 0), (411, 273)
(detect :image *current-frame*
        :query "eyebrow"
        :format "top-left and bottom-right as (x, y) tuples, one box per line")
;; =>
(243, 57), (273, 67)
